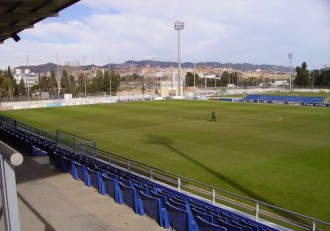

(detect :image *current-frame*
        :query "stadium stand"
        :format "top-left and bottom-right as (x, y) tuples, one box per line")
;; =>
(244, 94), (325, 105)
(4, 115), (328, 231)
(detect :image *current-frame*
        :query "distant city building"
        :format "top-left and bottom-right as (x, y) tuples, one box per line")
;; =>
(13, 68), (39, 87)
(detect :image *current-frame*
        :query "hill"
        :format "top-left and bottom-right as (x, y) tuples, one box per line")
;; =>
(14, 60), (290, 73)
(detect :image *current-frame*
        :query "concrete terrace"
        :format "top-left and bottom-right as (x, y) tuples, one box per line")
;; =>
(0, 152), (165, 231)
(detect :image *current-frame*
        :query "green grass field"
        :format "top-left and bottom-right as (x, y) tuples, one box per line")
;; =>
(1, 100), (329, 222)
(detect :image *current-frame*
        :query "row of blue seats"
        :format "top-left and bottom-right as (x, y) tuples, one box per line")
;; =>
(0, 125), (278, 231)
(245, 94), (324, 103)
(50, 147), (277, 231)
(0, 126), (53, 156)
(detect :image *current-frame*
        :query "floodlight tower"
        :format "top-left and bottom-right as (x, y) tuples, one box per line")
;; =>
(174, 21), (184, 96)
(288, 53), (293, 92)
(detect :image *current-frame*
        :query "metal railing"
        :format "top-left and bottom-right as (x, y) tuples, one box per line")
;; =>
(1, 115), (329, 231)
(90, 146), (330, 231)
(56, 130), (95, 155)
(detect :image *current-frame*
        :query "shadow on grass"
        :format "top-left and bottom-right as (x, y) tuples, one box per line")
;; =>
(143, 134), (309, 225)
(143, 134), (273, 203)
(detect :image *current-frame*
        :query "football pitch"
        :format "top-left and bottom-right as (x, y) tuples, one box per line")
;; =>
(1, 100), (329, 221)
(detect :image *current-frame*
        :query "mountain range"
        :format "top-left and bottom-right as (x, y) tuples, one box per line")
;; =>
(14, 60), (290, 73)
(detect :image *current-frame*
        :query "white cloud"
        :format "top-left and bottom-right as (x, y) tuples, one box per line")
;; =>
(0, 0), (329, 69)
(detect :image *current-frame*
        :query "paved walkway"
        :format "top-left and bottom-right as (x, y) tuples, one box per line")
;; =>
(1, 154), (165, 231)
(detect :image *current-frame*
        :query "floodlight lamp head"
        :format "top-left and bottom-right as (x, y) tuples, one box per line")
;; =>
(288, 53), (293, 59)
(174, 21), (184, 30)
(11, 33), (20, 42)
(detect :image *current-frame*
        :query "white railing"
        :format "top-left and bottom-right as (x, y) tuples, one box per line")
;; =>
(92, 146), (330, 231)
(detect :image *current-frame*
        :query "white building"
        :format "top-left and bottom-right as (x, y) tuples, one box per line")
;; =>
(13, 68), (39, 87)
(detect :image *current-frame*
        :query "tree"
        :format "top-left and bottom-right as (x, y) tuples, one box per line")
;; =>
(185, 72), (202, 87)
(69, 75), (76, 94)
(133, 73), (141, 82)
(230, 72), (239, 86)
(39, 75), (49, 92)
(220, 71), (230, 86)
(17, 78), (26, 95)
(294, 62), (311, 87)
(1, 76), (14, 101)
(76, 73), (85, 97)
(91, 70), (104, 93)
(110, 72), (121, 93)
(49, 70), (58, 98)
(2, 66), (17, 100)
(1, 77), (10, 98)
(60, 69), (70, 93)
(314, 68), (330, 87)
(103, 70), (110, 93)
(102, 70), (121, 94)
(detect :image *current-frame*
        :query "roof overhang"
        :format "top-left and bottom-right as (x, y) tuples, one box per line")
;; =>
(0, 0), (80, 44)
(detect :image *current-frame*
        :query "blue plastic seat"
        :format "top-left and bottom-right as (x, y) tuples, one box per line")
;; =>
(134, 183), (149, 196)
(120, 173), (131, 181)
(236, 219), (259, 231)
(191, 207), (213, 223)
(217, 218), (242, 231)
(131, 176), (146, 185)
(173, 195), (188, 204)
(101, 174), (123, 204)
(204, 205), (220, 216)
(73, 161), (87, 184)
(62, 155), (74, 175)
(119, 182), (144, 215)
(168, 198), (189, 211)
(140, 191), (170, 228)
(86, 167), (103, 194)
(106, 171), (118, 181)
(219, 211), (237, 220)
(158, 189), (173, 197)
(144, 184), (156, 193)
(132, 178), (143, 187)
(191, 204), (206, 213)
(196, 216), (227, 231)
(119, 177), (134, 187)
(93, 165), (105, 174)
(150, 191), (168, 208)
(165, 201), (196, 231)
(173, 194), (187, 202)
(53, 152), (64, 170)
(157, 189), (172, 201)
(210, 211), (228, 223)
(190, 202), (203, 210)
(189, 198), (201, 206)
(231, 220), (252, 231)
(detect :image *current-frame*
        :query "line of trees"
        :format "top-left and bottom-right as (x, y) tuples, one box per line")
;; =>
(1, 62), (329, 101)
(0, 67), (121, 101)
(33, 69), (121, 97)
(294, 62), (330, 87)
(0, 66), (18, 101)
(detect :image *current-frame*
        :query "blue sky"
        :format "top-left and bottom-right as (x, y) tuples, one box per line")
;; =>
(0, 0), (329, 70)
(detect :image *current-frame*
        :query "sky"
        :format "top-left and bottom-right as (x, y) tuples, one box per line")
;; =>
(0, 0), (329, 70)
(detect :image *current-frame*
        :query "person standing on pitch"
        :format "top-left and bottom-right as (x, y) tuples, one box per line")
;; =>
(211, 110), (216, 122)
